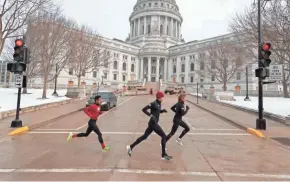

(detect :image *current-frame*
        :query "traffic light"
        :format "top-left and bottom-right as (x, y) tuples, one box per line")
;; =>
(260, 43), (271, 67)
(255, 42), (272, 79)
(7, 39), (28, 74)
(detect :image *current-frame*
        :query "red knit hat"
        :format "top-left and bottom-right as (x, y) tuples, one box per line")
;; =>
(156, 91), (164, 99)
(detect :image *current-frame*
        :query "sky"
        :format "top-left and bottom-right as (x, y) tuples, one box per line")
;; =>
(60, 0), (253, 42)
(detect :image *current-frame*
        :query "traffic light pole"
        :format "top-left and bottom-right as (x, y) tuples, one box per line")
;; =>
(256, 0), (266, 130)
(11, 87), (23, 128)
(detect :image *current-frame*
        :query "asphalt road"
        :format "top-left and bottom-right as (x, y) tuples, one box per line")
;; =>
(1, 95), (290, 181)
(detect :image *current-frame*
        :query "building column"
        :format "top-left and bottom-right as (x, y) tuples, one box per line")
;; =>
(138, 18), (140, 36)
(175, 21), (178, 37)
(171, 18), (174, 36)
(148, 57), (151, 82)
(140, 58), (143, 80)
(185, 57), (189, 83)
(176, 57), (180, 82)
(165, 17), (168, 35)
(163, 59), (167, 81)
(156, 57), (160, 82)
(144, 16), (147, 34)
(158, 15), (160, 34)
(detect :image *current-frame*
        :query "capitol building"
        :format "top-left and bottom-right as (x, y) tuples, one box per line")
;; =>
(45, 0), (264, 93)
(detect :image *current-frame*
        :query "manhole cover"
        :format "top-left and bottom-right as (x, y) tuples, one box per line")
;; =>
(272, 137), (290, 146)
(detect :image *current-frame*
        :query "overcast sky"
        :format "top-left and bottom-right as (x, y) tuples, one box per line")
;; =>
(60, 0), (253, 42)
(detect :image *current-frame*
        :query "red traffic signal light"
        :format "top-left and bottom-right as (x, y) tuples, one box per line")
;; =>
(15, 39), (24, 47)
(262, 43), (271, 51)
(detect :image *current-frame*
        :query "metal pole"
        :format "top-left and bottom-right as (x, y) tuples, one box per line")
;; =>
(257, 0), (266, 130)
(197, 82), (199, 104)
(11, 87), (22, 127)
(52, 64), (58, 96)
(244, 66), (250, 100)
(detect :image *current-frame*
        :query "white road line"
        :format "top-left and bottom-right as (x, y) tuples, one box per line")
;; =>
(76, 96), (135, 130)
(0, 168), (289, 179)
(223, 172), (290, 179)
(183, 117), (196, 129)
(28, 131), (249, 136)
(35, 129), (78, 131)
(35, 128), (242, 131)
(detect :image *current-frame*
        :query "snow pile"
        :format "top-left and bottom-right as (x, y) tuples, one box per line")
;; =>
(0, 88), (70, 112)
(218, 96), (290, 117)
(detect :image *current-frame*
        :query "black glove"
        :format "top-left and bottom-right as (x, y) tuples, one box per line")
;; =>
(186, 105), (189, 110)
(162, 109), (168, 113)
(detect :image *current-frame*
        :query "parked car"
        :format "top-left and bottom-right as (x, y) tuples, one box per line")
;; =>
(86, 91), (117, 111)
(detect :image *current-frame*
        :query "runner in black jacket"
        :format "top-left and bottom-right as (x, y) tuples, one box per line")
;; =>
(166, 93), (190, 146)
(126, 91), (172, 160)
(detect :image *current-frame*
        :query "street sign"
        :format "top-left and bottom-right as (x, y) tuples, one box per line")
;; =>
(269, 64), (283, 81)
(15, 74), (23, 88)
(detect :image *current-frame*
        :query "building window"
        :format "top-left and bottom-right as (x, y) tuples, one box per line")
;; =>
(82, 70), (85, 76)
(236, 72), (241, 80)
(152, 66), (156, 74)
(122, 62), (126, 71)
(173, 65), (176, 73)
(211, 75), (215, 82)
(181, 77), (184, 83)
(69, 68), (73, 75)
(200, 61), (204, 70)
(93, 71), (97, 78)
(200, 78), (204, 82)
(104, 73), (107, 79)
(148, 25), (151, 34)
(160, 25), (163, 34)
(122, 75), (126, 81)
(149, 3), (151, 7)
(211, 60), (216, 69)
(113, 61), (118, 69)
(190, 76), (194, 83)
(104, 59), (108, 68)
(190, 63), (194, 71)
(181, 64), (185, 72)
(131, 64), (135, 72)
(113, 74), (117, 80)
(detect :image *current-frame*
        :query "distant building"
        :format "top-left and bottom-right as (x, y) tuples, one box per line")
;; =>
(0, 59), (16, 87)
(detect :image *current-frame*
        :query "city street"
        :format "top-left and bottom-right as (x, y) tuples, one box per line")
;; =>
(1, 95), (290, 181)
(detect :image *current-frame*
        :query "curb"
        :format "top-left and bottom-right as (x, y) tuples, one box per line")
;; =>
(8, 107), (84, 136)
(247, 128), (265, 138)
(186, 99), (266, 139)
(8, 126), (29, 136)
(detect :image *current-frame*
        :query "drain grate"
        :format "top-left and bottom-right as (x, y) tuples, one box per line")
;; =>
(272, 137), (290, 146)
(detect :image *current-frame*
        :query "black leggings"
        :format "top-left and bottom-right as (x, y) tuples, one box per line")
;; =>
(77, 119), (103, 143)
(130, 122), (167, 156)
(166, 120), (190, 142)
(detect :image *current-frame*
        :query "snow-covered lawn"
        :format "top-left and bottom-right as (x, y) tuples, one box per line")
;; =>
(0, 88), (70, 112)
(219, 96), (290, 117)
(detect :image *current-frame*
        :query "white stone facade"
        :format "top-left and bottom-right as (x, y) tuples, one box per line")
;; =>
(40, 0), (278, 92)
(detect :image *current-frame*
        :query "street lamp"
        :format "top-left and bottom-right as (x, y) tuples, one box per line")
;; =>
(244, 66), (251, 101)
(52, 63), (58, 96)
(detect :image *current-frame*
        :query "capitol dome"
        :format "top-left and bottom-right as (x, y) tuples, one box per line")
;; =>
(128, 0), (183, 48)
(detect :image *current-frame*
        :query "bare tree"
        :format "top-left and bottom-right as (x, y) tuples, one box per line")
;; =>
(198, 40), (248, 91)
(0, 0), (55, 55)
(229, 0), (290, 97)
(68, 26), (111, 88)
(26, 8), (76, 98)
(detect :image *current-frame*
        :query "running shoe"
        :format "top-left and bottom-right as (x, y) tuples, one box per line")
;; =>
(161, 154), (173, 160)
(67, 132), (73, 142)
(176, 138), (183, 145)
(102, 146), (111, 152)
(126, 145), (132, 157)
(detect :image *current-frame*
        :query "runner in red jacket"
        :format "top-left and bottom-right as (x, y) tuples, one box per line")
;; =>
(66, 95), (110, 152)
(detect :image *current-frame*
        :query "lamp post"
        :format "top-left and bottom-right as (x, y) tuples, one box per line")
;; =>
(52, 64), (58, 96)
(244, 66), (251, 101)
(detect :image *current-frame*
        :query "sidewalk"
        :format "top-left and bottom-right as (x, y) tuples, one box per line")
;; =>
(186, 95), (290, 139)
(0, 99), (86, 136)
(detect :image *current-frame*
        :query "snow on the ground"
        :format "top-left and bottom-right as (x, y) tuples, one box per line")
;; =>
(218, 96), (290, 117)
(0, 88), (70, 112)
